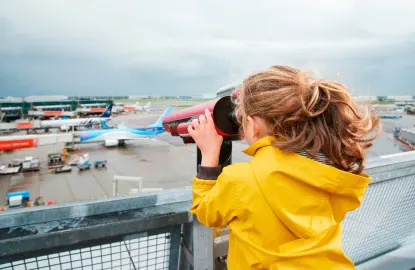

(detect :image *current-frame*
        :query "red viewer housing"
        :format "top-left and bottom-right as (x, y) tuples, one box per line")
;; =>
(162, 96), (240, 143)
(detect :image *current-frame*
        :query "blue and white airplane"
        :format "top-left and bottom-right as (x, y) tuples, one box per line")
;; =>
(78, 106), (172, 147)
(40, 104), (113, 131)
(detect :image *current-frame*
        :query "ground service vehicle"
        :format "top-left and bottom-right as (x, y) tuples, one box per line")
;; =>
(47, 153), (64, 168)
(94, 160), (107, 168)
(77, 161), (92, 171)
(22, 157), (40, 172)
(53, 165), (72, 173)
(7, 190), (30, 209)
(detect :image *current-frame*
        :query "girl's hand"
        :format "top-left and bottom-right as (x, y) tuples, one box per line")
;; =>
(188, 109), (223, 167)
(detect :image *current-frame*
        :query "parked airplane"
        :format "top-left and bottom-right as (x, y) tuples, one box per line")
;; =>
(112, 103), (125, 114)
(123, 102), (151, 113)
(79, 106), (172, 147)
(40, 104), (113, 131)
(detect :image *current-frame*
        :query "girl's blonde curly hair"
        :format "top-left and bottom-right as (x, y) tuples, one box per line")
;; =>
(234, 65), (382, 174)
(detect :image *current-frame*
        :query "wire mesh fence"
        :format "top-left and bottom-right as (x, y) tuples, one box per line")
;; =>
(0, 232), (171, 270)
(343, 169), (415, 264)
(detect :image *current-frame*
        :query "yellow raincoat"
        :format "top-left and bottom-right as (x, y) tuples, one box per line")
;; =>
(190, 136), (371, 269)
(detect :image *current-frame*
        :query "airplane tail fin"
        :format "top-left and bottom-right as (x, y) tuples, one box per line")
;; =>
(100, 120), (109, 129)
(100, 104), (113, 118)
(147, 106), (172, 128)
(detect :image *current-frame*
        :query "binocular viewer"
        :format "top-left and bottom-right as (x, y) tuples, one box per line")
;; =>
(162, 96), (241, 144)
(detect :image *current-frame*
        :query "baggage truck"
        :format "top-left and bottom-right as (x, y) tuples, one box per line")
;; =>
(400, 128), (415, 145)
(22, 157), (40, 172)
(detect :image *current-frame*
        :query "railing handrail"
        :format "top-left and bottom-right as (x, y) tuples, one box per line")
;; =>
(365, 151), (415, 184)
(365, 151), (415, 170)
(0, 186), (192, 229)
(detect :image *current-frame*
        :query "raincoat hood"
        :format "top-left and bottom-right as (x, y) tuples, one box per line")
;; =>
(243, 136), (371, 238)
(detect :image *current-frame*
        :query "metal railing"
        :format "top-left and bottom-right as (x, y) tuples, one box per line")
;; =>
(0, 187), (191, 270)
(0, 151), (414, 270)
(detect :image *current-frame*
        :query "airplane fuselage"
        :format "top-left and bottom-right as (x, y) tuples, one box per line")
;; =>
(79, 127), (165, 143)
(40, 118), (111, 129)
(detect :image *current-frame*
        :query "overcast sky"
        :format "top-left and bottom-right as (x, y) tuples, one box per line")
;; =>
(1, 1), (415, 97)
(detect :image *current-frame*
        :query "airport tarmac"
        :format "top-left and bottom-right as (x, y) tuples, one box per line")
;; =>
(368, 114), (415, 157)
(0, 107), (413, 206)
(0, 110), (251, 206)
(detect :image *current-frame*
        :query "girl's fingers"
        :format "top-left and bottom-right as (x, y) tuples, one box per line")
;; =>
(199, 114), (206, 125)
(192, 119), (200, 130)
(205, 109), (213, 125)
(187, 125), (195, 136)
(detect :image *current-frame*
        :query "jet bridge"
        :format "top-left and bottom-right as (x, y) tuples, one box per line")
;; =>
(0, 133), (74, 151)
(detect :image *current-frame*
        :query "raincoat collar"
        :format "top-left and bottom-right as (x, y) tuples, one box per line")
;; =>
(242, 136), (276, 156)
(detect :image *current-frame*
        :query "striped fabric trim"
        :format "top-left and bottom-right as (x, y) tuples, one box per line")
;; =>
(296, 150), (363, 171)
(297, 150), (334, 166)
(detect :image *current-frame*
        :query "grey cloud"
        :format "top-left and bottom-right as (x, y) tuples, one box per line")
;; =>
(1, 1), (415, 96)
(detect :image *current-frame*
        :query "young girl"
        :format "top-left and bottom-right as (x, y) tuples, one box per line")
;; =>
(187, 65), (381, 269)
